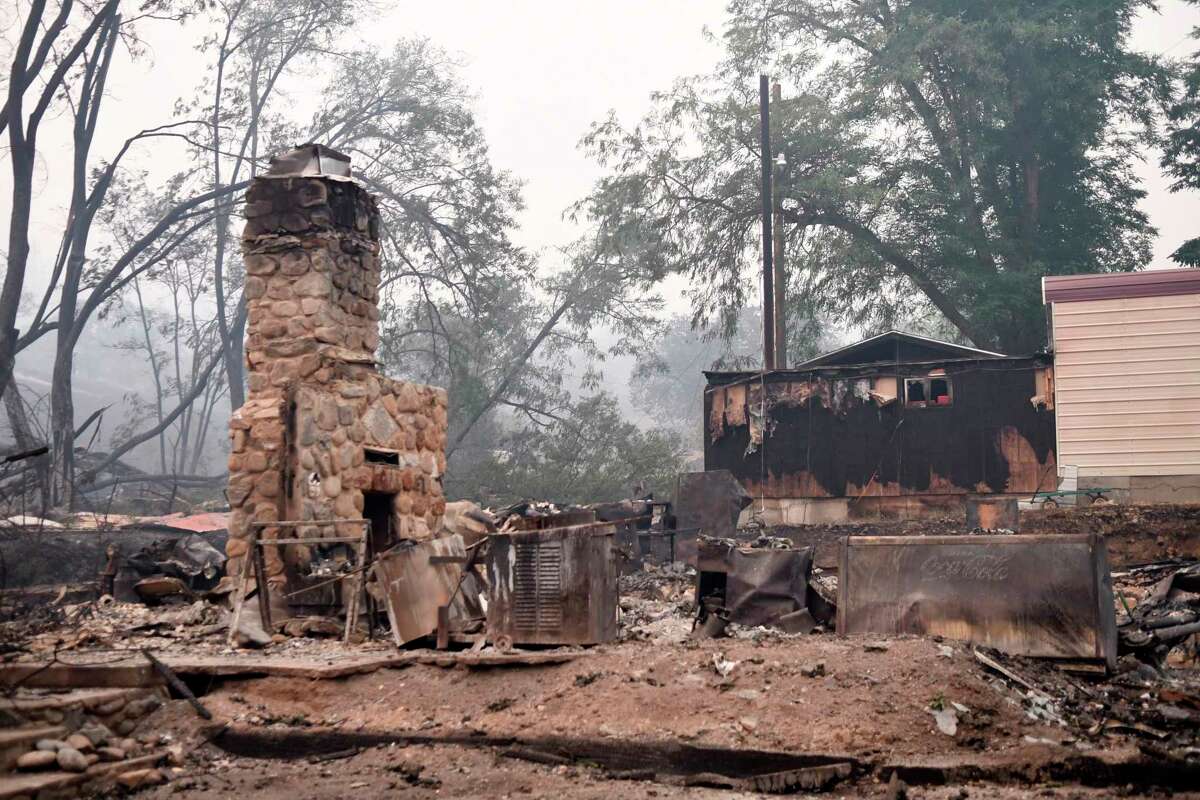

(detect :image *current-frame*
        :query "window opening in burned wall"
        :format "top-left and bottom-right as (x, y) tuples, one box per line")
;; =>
(905, 376), (953, 408)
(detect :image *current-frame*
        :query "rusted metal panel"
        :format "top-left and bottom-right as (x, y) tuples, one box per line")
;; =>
(486, 523), (618, 646)
(837, 534), (1117, 667)
(371, 534), (482, 646)
(965, 497), (1019, 530)
(696, 541), (813, 628)
(674, 471), (752, 562)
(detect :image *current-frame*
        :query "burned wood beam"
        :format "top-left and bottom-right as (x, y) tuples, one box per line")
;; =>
(142, 649), (212, 720)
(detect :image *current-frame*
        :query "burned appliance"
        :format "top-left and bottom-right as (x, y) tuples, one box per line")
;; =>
(486, 522), (618, 647)
(695, 538), (814, 635)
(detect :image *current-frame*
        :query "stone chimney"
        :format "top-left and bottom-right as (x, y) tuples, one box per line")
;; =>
(226, 145), (447, 613)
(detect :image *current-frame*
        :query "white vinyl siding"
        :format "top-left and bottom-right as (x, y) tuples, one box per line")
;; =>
(1052, 293), (1200, 478)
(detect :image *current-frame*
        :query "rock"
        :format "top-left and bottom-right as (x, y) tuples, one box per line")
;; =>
(738, 716), (759, 732)
(115, 719), (137, 736)
(94, 697), (126, 716)
(884, 771), (908, 800)
(97, 747), (126, 762)
(800, 661), (826, 678)
(281, 616), (343, 638)
(64, 733), (94, 752)
(78, 723), (112, 747)
(117, 768), (166, 789)
(34, 739), (65, 751)
(125, 696), (163, 719)
(17, 750), (58, 770)
(166, 744), (185, 766)
(864, 641), (890, 652)
(56, 747), (89, 772)
(931, 706), (958, 736)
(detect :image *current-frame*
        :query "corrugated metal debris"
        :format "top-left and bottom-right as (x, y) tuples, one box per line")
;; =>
(370, 534), (484, 646)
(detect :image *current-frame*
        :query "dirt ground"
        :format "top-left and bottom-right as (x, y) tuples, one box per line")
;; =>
(123, 629), (1200, 798)
(140, 738), (1190, 800)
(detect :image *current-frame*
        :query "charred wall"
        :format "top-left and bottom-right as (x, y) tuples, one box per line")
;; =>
(703, 358), (1056, 500)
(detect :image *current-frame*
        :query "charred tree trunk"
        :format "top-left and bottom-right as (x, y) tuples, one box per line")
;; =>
(2, 363), (49, 512)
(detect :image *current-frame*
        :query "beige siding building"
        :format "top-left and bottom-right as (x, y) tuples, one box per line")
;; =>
(1043, 269), (1200, 503)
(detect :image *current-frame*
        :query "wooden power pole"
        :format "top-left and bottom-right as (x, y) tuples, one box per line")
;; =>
(771, 82), (787, 369)
(759, 75), (776, 371)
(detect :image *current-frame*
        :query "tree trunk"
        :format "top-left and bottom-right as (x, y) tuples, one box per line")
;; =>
(2, 366), (49, 512)
(0, 147), (35, 401)
(48, 346), (75, 508)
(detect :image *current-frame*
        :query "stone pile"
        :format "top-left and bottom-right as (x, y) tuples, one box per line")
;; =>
(2, 688), (180, 796)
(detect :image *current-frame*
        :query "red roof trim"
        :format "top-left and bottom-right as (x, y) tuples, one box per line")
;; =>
(1043, 269), (1200, 303)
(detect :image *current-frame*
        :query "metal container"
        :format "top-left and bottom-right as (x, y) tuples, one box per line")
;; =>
(837, 533), (1117, 668)
(695, 540), (812, 628)
(486, 523), (618, 646)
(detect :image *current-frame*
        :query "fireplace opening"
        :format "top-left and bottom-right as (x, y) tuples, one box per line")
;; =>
(363, 491), (395, 554)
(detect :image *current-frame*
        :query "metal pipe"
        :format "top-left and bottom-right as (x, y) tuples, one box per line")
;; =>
(759, 74), (776, 371)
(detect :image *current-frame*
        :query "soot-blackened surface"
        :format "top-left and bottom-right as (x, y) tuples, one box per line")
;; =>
(703, 358), (1055, 499)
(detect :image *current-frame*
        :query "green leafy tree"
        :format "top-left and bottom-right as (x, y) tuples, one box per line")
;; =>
(445, 393), (688, 507)
(1163, 0), (1200, 265)
(577, 0), (1171, 354)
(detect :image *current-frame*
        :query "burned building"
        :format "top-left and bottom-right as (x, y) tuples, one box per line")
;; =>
(703, 331), (1057, 523)
(224, 145), (448, 612)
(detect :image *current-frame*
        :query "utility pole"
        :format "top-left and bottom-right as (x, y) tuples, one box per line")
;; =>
(759, 75), (776, 371)
(771, 81), (787, 369)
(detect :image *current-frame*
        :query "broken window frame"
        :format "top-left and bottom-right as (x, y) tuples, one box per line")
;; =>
(904, 376), (953, 408)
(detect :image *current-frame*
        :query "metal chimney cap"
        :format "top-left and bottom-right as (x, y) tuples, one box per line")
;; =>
(266, 143), (352, 179)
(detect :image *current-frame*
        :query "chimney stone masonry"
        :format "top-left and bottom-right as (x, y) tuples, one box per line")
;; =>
(225, 145), (447, 611)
